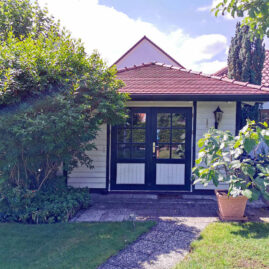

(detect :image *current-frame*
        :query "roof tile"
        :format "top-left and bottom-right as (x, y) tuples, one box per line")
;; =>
(117, 63), (269, 96)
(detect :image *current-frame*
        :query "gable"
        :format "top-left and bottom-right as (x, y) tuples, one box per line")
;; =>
(114, 36), (183, 69)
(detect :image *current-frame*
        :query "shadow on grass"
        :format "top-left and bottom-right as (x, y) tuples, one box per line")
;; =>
(230, 222), (269, 239)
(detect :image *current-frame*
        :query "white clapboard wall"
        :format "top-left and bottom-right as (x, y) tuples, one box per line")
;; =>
(68, 125), (107, 189)
(195, 102), (236, 190)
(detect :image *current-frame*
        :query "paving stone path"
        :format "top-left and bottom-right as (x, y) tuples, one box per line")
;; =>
(72, 194), (269, 269)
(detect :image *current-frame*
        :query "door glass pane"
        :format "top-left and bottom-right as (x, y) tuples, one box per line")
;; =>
(157, 129), (170, 143)
(121, 114), (132, 127)
(171, 144), (185, 159)
(132, 144), (146, 159)
(157, 144), (170, 159)
(133, 113), (146, 128)
(117, 144), (131, 159)
(117, 129), (131, 143)
(132, 129), (145, 143)
(157, 113), (171, 127)
(172, 129), (185, 143)
(172, 113), (186, 128)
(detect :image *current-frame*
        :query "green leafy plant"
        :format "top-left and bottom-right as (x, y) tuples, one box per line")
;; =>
(0, 177), (91, 223)
(0, 0), (128, 191)
(212, 0), (269, 39)
(193, 121), (269, 201)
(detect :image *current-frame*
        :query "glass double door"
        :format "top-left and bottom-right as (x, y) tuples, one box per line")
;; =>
(111, 107), (192, 191)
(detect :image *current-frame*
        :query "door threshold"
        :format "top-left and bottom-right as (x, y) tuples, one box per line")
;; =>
(109, 190), (192, 194)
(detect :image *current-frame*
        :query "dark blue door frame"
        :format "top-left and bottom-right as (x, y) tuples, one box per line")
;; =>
(110, 107), (192, 191)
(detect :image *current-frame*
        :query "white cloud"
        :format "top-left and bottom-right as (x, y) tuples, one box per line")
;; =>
(39, 0), (228, 73)
(198, 60), (227, 74)
(196, 5), (211, 12)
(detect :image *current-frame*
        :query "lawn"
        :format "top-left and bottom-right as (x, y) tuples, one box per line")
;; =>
(0, 222), (155, 269)
(175, 222), (269, 269)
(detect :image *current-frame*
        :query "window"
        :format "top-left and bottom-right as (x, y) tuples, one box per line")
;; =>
(156, 113), (186, 159)
(117, 112), (146, 159)
(260, 109), (269, 123)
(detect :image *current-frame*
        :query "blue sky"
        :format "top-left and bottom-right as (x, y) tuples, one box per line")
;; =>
(100, 0), (237, 37)
(39, 0), (268, 73)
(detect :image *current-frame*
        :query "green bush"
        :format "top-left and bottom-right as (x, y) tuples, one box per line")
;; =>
(0, 177), (91, 224)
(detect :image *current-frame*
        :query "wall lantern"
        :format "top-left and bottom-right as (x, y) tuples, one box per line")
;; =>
(214, 106), (223, 129)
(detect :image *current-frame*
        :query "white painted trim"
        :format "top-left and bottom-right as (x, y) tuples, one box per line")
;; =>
(127, 101), (193, 107)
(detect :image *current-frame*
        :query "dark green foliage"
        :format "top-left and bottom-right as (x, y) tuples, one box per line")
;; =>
(0, 1), (128, 190)
(228, 22), (265, 125)
(0, 177), (91, 223)
(228, 23), (265, 85)
(241, 103), (261, 127)
(0, 0), (59, 40)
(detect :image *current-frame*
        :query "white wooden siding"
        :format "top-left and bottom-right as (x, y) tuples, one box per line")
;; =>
(195, 102), (236, 190)
(116, 38), (181, 69)
(68, 125), (107, 189)
(116, 163), (145, 184)
(156, 164), (185, 185)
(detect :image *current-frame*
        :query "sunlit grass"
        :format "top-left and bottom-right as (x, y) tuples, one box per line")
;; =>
(175, 222), (269, 269)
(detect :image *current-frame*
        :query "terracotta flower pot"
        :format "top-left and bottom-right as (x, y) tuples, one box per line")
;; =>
(215, 190), (248, 221)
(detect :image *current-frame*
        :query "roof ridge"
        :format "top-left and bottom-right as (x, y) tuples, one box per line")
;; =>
(117, 62), (269, 92)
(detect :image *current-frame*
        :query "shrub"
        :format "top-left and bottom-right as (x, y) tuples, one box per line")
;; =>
(193, 121), (269, 201)
(0, 177), (91, 224)
(0, 0), (128, 191)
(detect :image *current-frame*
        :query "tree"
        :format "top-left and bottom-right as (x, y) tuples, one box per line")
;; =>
(0, 0), (58, 40)
(227, 22), (265, 126)
(0, 1), (128, 190)
(212, 0), (269, 39)
(228, 23), (265, 85)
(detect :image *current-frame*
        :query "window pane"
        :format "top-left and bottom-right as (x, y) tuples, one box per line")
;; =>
(132, 144), (146, 159)
(157, 113), (171, 128)
(157, 144), (170, 159)
(117, 144), (131, 159)
(157, 129), (170, 143)
(172, 113), (186, 128)
(172, 129), (185, 143)
(132, 129), (145, 143)
(117, 129), (131, 143)
(133, 113), (146, 128)
(171, 144), (185, 159)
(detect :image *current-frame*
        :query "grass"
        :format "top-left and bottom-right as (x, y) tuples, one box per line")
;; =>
(0, 221), (155, 269)
(175, 222), (269, 269)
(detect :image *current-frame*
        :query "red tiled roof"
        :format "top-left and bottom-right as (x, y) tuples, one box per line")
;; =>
(262, 50), (269, 87)
(213, 66), (228, 77)
(213, 50), (269, 87)
(117, 62), (269, 97)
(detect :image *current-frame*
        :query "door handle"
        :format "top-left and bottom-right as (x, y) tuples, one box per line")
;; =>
(153, 142), (156, 154)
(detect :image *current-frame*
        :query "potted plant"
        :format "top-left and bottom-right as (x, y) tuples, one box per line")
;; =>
(193, 120), (269, 220)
